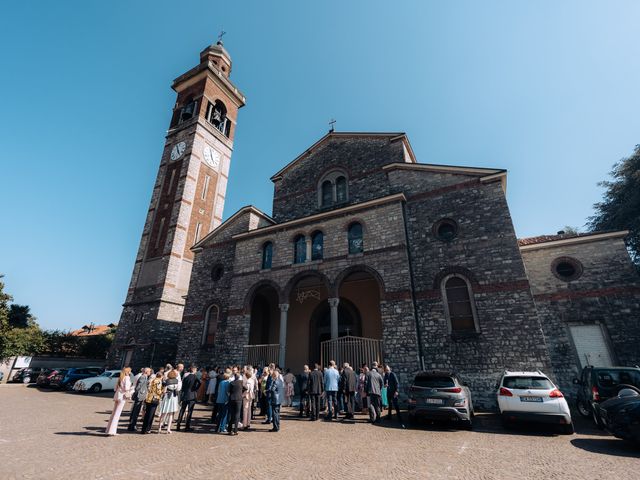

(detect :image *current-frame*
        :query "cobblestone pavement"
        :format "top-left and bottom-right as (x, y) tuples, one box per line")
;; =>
(0, 384), (638, 480)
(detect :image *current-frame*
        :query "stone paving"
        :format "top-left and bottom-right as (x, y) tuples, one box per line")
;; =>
(0, 384), (638, 480)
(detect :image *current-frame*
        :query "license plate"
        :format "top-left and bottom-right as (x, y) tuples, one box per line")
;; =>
(425, 398), (443, 405)
(520, 396), (543, 402)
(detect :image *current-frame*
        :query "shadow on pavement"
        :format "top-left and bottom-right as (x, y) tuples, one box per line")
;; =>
(570, 438), (640, 458)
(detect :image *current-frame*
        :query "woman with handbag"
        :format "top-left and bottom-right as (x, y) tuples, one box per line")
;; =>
(141, 373), (163, 434)
(157, 369), (180, 434)
(105, 367), (133, 436)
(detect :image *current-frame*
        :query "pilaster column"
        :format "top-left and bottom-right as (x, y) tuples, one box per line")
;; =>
(278, 303), (289, 367)
(328, 297), (340, 339)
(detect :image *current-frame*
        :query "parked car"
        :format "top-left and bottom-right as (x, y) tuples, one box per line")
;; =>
(573, 365), (640, 427)
(599, 384), (640, 445)
(11, 367), (47, 384)
(49, 367), (104, 390)
(73, 369), (132, 393)
(37, 368), (68, 388)
(497, 370), (573, 434)
(407, 370), (474, 429)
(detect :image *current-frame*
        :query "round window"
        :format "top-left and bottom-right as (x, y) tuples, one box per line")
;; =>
(211, 264), (224, 282)
(433, 219), (458, 242)
(552, 257), (583, 282)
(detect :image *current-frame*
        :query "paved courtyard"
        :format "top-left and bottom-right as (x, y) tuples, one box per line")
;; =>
(0, 384), (638, 479)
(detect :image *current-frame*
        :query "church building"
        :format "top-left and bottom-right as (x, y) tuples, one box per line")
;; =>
(110, 41), (640, 408)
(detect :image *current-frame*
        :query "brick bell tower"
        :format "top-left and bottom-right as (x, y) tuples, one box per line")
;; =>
(110, 39), (245, 369)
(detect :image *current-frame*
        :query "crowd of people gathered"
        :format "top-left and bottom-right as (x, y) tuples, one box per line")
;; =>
(104, 359), (404, 437)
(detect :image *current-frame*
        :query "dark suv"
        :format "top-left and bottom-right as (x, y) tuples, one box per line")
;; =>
(407, 370), (474, 429)
(50, 367), (104, 390)
(574, 366), (640, 426)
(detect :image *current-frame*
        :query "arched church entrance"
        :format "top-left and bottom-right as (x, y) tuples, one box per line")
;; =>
(309, 298), (362, 365)
(246, 283), (281, 366)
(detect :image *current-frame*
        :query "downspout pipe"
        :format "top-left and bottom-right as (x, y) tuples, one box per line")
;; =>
(401, 200), (426, 371)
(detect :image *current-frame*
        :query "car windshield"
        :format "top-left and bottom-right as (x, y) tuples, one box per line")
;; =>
(503, 376), (553, 390)
(100, 372), (113, 377)
(414, 376), (455, 388)
(596, 370), (640, 388)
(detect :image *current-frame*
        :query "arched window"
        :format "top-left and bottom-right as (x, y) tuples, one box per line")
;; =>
(348, 223), (363, 254)
(202, 304), (220, 346)
(321, 180), (333, 207)
(206, 100), (230, 137)
(262, 242), (273, 270)
(311, 231), (324, 261)
(179, 97), (197, 124)
(317, 170), (349, 207)
(336, 176), (348, 203)
(294, 235), (306, 264)
(442, 275), (478, 333)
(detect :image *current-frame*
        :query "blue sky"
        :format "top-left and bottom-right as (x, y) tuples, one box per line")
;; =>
(1, 1), (639, 330)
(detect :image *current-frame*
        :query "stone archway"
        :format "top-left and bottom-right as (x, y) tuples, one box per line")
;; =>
(308, 298), (362, 365)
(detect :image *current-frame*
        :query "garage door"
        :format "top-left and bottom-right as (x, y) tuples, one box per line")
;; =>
(569, 324), (614, 368)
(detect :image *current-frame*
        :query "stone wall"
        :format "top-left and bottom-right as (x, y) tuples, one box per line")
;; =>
(521, 235), (640, 398)
(271, 135), (406, 223)
(395, 170), (552, 409)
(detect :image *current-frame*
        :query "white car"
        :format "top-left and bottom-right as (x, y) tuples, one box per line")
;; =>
(496, 370), (573, 434)
(73, 370), (132, 393)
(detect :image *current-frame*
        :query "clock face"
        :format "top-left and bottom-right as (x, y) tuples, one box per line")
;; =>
(170, 141), (186, 161)
(203, 145), (221, 170)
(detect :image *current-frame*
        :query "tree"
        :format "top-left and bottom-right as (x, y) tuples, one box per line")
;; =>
(0, 275), (46, 359)
(588, 145), (640, 266)
(8, 304), (34, 328)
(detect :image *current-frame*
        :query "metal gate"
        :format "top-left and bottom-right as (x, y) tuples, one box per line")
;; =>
(320, 335), (383, 368)
(243, 344), (279, 367)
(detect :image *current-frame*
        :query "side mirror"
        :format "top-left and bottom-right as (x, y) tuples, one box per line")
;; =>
(572, 378), (581, 385)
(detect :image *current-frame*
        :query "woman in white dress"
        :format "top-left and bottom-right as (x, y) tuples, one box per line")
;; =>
(157, 369), (180, 434)
(105, 367), (132, 436)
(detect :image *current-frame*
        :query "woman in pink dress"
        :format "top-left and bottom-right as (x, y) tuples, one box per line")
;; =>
(105, 367), (132, 436)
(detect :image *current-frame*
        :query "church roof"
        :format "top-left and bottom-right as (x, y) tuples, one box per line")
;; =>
(518, 230), (628, 250)
(191, 205), (275, 250)
(270, 131), (416, 182)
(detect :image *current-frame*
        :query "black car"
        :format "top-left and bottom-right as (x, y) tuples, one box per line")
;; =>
(50, 367), (103, 390)
(573, 365), (640, 427)
(599, 384), (640, 445)
(407, 371), (474, 429)
(11, 367), (47, 384)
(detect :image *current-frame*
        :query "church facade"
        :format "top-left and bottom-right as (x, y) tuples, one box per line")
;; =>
(111, 42), (640, 408)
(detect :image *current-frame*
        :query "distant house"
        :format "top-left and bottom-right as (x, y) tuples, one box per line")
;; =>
(70, 323), (117, 337)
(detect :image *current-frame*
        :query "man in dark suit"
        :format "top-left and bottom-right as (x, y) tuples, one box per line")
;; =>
(308, 363), (324, 421)
(177, 365), (201, 431)
(227, 371), (244, 435)
(340, 362), (357, 420)
(384, 365), (403, 426)
(298, 365), (310, 418)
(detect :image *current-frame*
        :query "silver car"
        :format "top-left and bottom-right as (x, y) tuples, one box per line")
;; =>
(407, 370), (474, 429)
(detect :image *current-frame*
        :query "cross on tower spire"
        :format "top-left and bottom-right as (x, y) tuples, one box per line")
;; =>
(217, 29), (226, 45)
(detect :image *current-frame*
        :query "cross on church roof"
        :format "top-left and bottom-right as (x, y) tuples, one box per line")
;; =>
(329, 118), (336, 132)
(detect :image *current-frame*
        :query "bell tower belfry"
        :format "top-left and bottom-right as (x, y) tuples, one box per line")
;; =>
(110, 39), (245, 368)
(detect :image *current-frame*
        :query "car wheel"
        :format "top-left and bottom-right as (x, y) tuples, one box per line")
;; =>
(89, 383), (102, 393)
(562, 422), (575, 435)
(462, 420), (473, 431)
(576, 400), (591, 417)
(23, 377), (31, 384)
(592, 409), (604, 430)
